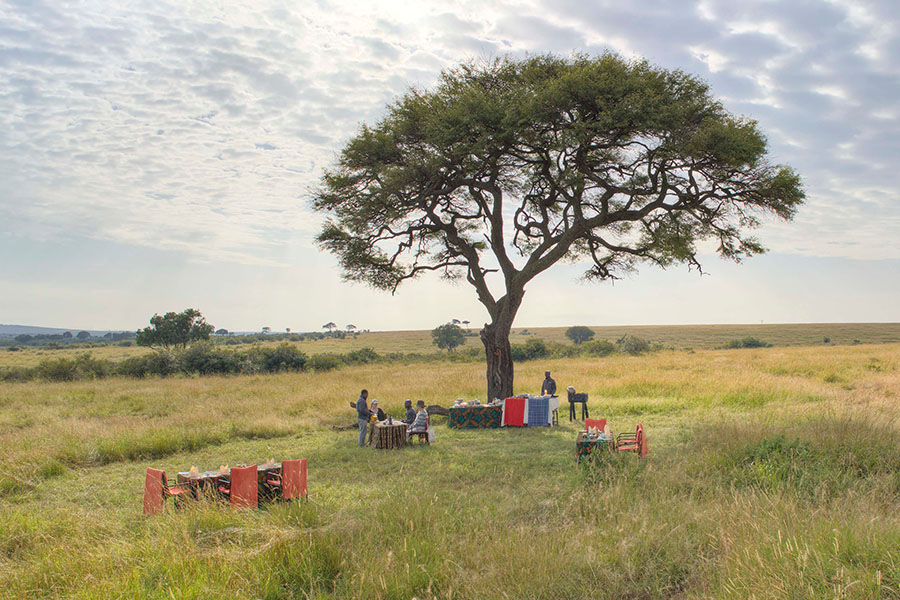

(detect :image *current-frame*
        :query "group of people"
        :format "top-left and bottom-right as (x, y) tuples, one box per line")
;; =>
(354, 370), (558, 447)
(355, 389), (428, 447)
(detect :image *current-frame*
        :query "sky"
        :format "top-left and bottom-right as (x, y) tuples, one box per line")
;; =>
(1, 0), (899, 332)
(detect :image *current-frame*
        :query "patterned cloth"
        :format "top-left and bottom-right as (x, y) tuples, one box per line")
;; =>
(448, 405), (502, 428)
(408, 408), (428, 432)
(575, 432), (613, 462)
(527, 396), (550, 426)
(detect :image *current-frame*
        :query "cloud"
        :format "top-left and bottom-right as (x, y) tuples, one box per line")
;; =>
(0, 0), (898, 269)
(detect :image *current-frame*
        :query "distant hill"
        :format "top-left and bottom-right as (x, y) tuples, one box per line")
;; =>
(0, 324), (128, 338)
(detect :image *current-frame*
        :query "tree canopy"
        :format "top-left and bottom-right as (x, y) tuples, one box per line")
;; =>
(431, 323), (466, 352)
(566, 326), (596, 345)
(136, 308), (213, 350)
(314, 53), (804, 399)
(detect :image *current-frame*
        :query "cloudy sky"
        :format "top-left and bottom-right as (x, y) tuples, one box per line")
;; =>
(1, 0), (899, 332)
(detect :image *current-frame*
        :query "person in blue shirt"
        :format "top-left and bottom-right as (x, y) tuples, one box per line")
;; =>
(403, 399), (416, 425)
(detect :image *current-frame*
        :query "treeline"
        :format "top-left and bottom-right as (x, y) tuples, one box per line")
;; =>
(0, 335), (662, 383)
(2, 331), (135, 348)
(1, 330), (358, 351)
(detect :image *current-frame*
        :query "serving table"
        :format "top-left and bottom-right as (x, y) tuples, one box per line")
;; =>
(448, 404), (502, 429)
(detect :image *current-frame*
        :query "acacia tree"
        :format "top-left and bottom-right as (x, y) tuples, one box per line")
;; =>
(136, 308), (213, 350)
(314, 54), (804, 400)
(432, 323), (466, 352)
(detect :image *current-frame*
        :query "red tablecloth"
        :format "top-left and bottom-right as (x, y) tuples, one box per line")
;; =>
(503, 397), (526, 427)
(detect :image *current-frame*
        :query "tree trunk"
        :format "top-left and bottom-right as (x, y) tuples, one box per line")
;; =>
(481, 320), (514, 401)
(479, 291), (523, 401)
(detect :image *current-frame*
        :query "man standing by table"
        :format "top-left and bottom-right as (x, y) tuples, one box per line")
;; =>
(541, 370), (557, 396)
(356, 389), (372, 447)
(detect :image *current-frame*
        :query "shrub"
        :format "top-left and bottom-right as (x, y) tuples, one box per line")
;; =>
(116, 351), (180, 378)
(308, 354), (342, 372)
(511, 338), (548, 361)
(343, 347), (379, 365)
(36, 358), (79, 381)
(181, 342), (244, 375)
(618, 335), (651, 355)
(723, 337), (772, 349)
(584, 339), (616, 357)
(0, 367), (33, 382)
(546, 341), (580, 359)
(259, 343), (307, 373)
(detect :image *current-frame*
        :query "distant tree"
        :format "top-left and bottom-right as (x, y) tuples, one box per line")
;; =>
(313, 53), (804, 400)
(431, 323), (466, 353)
(76, 330), (91, 340)
(618, 335), (651, 355)
(565, 326), (596, 345)
(215, 328), (229, 336)
(347, 324), (357, 332)
(14, 334), (32, 343)
(451, 319), (461, 325)
(286, 327), (291, 334)
(136, 308), (214, 350)
(62, 331), (73, 339)
(261, 326), (272, 334)
(323, 322), (337, 333)
(462, 320), (470, 331)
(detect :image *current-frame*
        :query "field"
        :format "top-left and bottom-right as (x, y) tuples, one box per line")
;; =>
(4, 321), (900, 369)
(2, 341), (900, 598)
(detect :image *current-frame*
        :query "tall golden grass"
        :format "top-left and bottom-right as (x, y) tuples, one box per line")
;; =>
(1, 344), (899, 598)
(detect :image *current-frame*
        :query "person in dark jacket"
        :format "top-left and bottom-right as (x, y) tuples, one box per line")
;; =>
(541, 370), (557, 396)
(403, 399), (416, 424)
(356, 389), (372, 447)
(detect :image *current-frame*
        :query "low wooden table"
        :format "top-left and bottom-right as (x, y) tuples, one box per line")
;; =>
(177, 463), (281, 497)
(374, 422), (407, 449)
(575, 432), (613, 462)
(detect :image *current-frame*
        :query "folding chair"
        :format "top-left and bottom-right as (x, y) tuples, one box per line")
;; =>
(143, 468), (189, 515)
(616, 423), (649, 458)
(217, 465), (258, 508)
(584, 418), (607, 432)
(265, 459), (308, 501)
(408, 414), (431, 445)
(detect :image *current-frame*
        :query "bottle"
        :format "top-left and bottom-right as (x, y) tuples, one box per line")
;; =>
(388, 416), (393, 425)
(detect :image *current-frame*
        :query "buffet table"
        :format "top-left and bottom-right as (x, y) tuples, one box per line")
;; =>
(448, 404), (502, 428)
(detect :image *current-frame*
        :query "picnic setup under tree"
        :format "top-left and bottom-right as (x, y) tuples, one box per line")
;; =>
(313, 53), (804, 402)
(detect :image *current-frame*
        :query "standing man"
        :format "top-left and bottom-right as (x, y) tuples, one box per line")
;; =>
(541, 370), (556, 396)
(356, 389), (372, 447)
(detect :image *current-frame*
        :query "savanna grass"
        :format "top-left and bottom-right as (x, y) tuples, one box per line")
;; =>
(1, 344), (899, 598)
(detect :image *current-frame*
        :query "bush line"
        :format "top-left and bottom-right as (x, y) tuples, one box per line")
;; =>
(0, 336), (663, 383)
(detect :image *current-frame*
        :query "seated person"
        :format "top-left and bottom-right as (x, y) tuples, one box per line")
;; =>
(403, 399), (416, 425)
(370, 399), (387, 422)
(407, 400), (428, 434)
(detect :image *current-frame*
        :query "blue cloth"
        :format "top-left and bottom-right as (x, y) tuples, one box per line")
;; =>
(527, 396), (550, 426)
